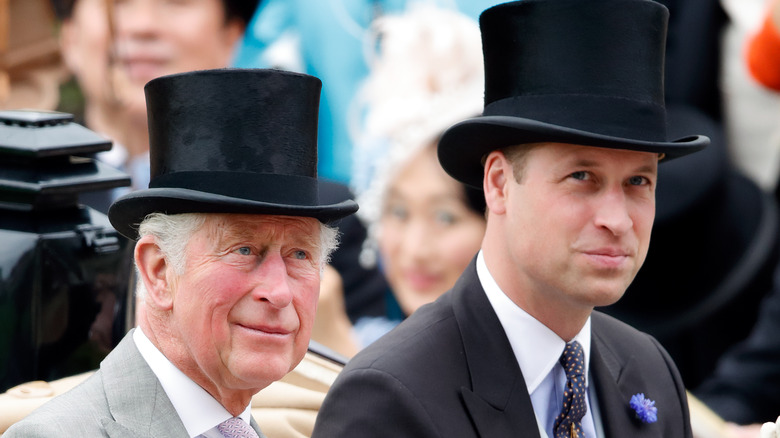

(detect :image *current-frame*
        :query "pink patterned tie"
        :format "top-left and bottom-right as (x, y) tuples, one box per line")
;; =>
(217, 417), (259, 438)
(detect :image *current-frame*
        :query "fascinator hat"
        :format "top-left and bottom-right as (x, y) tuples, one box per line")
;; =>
(349, 4), (484, 266)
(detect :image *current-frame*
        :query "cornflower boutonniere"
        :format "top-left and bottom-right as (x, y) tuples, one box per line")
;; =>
(630, 393), (658, 424)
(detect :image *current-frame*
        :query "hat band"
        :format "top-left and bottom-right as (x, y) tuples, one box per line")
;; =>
(483, 94), (667, 142)
(150, 171), (318, 205)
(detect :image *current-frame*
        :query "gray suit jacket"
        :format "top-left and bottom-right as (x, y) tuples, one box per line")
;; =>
(4, 329), (266, 437)
(313, 259), (692, 437)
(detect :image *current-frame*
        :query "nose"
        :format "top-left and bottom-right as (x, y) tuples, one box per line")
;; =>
(251, 252), (294, 309)
(114, 0), (160, 37)
(593, 186), (633, 236)
(400, 218), (435, 262)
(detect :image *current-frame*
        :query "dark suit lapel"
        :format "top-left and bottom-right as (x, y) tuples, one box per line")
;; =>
(591, 328), (664, 438)
(452, 261), (541, 438)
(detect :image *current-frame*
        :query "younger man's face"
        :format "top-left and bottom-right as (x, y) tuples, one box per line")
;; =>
(500, 142), (658, 314)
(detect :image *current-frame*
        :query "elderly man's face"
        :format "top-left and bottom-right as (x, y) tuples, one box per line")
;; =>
(171, 213), (322, 392)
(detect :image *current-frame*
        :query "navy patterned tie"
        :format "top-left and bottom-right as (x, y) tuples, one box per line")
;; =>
(217, 417), (259, 438)
(553, 341), (588, 438)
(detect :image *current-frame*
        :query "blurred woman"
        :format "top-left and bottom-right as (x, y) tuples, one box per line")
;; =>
(312, 4), (486, 355)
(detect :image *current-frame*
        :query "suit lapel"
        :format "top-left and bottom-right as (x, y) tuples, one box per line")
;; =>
(452, 261), (541, 438)
(100, 330), (189, 438)
(101, 418), (141, 438)
(591, 321), (664, 438)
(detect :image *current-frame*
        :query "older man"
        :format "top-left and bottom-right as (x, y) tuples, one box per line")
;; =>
(5, 68), (357, 437)
(313, 1), (708, 437)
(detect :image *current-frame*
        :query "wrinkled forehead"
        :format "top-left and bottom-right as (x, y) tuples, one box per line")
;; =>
(202, 213), (321, 246)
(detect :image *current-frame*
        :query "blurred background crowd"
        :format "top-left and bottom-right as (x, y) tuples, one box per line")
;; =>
(2, 0), (780, 436)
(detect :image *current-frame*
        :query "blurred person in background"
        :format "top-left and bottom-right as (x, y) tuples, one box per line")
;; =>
(54, 0), (258, 211)
(232, 0), (501, 185)
(718, 0), (780, 195)
(745, 0), (780, 92)
(310, 4), (486, 357)
(0, 0), (68, 111)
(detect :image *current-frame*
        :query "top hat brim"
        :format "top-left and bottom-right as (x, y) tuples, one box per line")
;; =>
(108, 188), (359, 241)
(438, 116), (710, 189)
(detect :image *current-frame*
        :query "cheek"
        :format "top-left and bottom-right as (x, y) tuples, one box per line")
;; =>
(293, 276), (321, 328)
(70, 32), (110, 85)
(632, 203), (656, 256)
(180, 271), (243, 321)
(442, 225), (485, 275)
(170, 19), (236, 64)
(378, 221), (402, 267)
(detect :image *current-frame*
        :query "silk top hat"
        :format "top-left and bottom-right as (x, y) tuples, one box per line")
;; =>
(438, 0), (710, 188)
(108, 68), (358, 240)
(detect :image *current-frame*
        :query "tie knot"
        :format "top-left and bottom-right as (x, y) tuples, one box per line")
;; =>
(559, 341), (585, 378)
(217, 417), (259, 438)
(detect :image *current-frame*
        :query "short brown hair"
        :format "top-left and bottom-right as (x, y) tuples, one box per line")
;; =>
(497, 143), (541, 183)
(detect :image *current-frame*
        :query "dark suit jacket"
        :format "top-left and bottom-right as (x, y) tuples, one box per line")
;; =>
(696, 268), (780, 424)
(312, 260), (692, 437)
(4, 330), (266, 438)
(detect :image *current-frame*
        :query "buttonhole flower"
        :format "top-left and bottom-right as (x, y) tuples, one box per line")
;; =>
(630, 393), (658, 423)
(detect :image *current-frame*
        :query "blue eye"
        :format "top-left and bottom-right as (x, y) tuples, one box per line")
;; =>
(237, 247), (252, 256)
(293, 250), (308, 260)
(570, 171), (588, 181)
(629, 176), (648, 186)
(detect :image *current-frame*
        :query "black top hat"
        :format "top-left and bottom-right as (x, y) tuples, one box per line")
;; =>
(438, 0), (710, 188)
(108, 69), (358, 240)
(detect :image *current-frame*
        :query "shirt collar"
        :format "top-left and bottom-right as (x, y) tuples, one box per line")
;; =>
(133, 328), (252, 437)
(476, 251), (592, 394)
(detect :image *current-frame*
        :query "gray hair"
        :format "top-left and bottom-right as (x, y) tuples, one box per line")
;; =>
(134, 212), (339, 298)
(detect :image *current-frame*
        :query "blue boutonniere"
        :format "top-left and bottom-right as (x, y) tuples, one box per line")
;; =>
(630, 393), (658, 423)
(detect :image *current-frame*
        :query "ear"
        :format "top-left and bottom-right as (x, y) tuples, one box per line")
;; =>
(483, 150), (510, 216)
(134, 235), (175, 311)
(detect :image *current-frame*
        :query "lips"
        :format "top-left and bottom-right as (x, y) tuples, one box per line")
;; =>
(236, 323), (292, 337)
(586, 247), (631, 258)
(401, 269), (443, 292)
(119, 57), (168, 82)
(581, 247), (632, 269)
(113, 43), (172, 82)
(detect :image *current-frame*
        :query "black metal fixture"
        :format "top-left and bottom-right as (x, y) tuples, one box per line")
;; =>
(0, 109), (134, 392)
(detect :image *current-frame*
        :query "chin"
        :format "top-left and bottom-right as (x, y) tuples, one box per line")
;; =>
(245, 346), (300, 374)
(238, 359), (292, 388)
(398, 285), (446, 311)
(582, 280), (631, 308)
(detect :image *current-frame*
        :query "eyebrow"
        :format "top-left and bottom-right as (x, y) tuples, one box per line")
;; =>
(216, 217), (322, 249)
(631, 163), (658, 175)
(568, 158), (657, 174)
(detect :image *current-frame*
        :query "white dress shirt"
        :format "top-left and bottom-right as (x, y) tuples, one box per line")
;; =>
(476, 251), (604, 437)
(133, 328), (253, 438)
